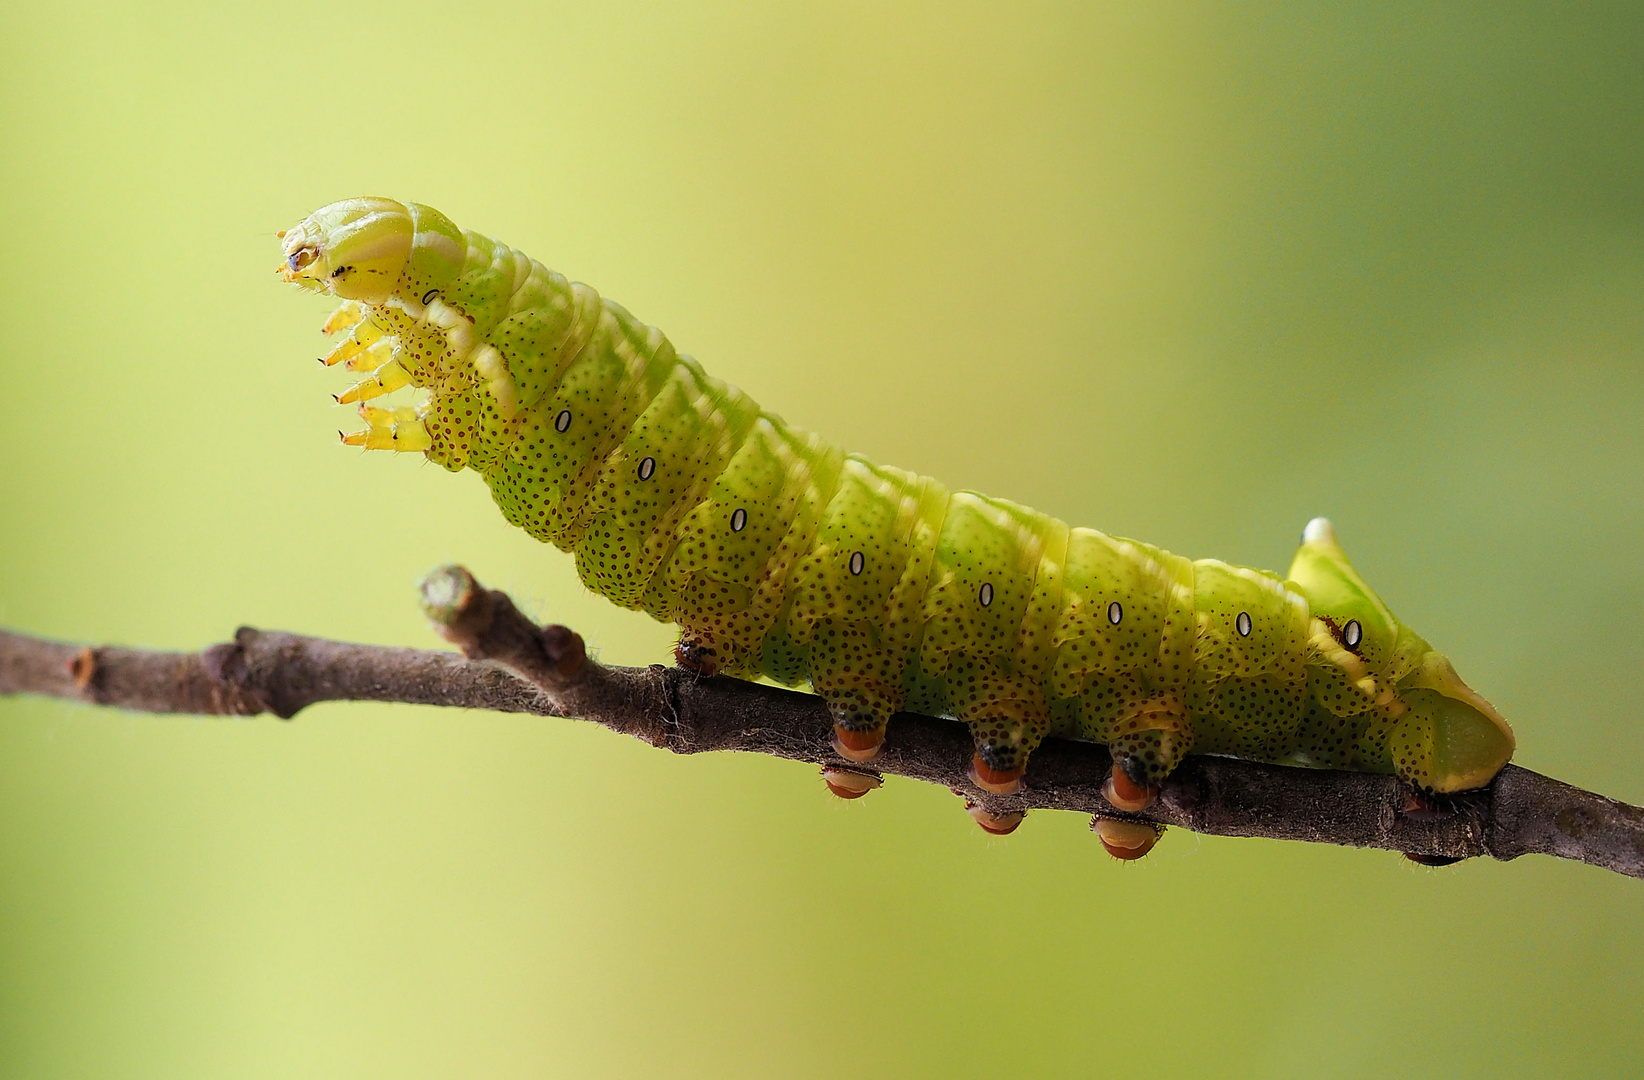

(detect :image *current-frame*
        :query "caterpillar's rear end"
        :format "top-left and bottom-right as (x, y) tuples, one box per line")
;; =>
(280, 197), (1516, 859)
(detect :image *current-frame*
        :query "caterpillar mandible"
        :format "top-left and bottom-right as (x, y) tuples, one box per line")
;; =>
(277, 197), (1516, 857)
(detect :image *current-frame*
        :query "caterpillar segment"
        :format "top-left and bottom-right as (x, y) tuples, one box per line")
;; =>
(279, 198), (1518, 858)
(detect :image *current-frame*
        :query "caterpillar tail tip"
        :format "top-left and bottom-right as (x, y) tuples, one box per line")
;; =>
(1093, 817), (1162, 860)
(969, 754), (1024, 796)
(1302, 516), (1339, 546)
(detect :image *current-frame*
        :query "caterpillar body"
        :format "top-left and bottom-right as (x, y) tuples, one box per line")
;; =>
(278, 197), (1515, 854)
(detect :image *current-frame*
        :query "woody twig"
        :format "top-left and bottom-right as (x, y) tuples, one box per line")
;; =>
(2, 565), (1640, 878)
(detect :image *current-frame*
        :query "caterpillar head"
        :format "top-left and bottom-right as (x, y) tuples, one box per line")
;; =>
(1288, 518), (1515, 792)
(278, 197), (465, 304)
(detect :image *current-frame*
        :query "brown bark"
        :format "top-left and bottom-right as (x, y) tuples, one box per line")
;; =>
(3, 564), (1640, 878)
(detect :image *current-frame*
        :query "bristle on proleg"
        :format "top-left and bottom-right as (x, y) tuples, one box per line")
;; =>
(966, 802), (1025, 835)
(335, 359), (412, 404)
(1093, 817), (1162, 860)
(821, 767), (882, 799)
(1403, 852), (1465, 867)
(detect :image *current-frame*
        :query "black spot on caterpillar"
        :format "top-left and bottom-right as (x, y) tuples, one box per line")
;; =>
(278, 197), (1516, 839)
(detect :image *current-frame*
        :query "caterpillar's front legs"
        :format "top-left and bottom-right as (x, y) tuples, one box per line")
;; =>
(340, 404), (433, 452)
(310, 302), (433, 453)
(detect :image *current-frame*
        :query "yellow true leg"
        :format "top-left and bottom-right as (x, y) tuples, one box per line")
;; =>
(335, 358), (412, 404)
(320, 317), (386, 367)
(341, 338), (394, 372)
(322, 300), (367, 335)
(340, 403), (431, 452)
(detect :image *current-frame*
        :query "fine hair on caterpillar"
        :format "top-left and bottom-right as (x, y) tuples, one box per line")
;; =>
(279, 197), (1516, 859)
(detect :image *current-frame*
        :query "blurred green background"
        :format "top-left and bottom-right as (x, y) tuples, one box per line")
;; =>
(3, 2), (1642, 1077)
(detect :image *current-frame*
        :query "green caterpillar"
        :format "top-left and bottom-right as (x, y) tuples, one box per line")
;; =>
(278, 197), (1515, 857)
